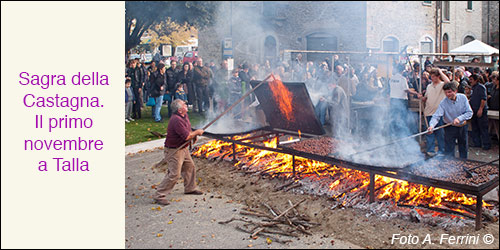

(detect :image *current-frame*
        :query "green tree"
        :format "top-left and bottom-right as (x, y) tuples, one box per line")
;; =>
(146, 19), (198, 50)
(125, 1), (218, 55)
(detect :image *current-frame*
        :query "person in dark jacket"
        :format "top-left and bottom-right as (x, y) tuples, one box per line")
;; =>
(488, 73), (499, 111)
(126, 60), (143, 119)
(177, 62), (194, 109)
(192, 58), (212, 113)
(469, 74), (491, 150)
(150, 63), (167, 122)
(165, 60), (178, 118)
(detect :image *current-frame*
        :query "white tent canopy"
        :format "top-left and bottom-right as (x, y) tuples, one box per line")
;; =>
(450, 40), (499, 55)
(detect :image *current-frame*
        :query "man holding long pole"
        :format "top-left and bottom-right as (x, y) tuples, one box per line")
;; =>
(153, 74), (273, 205)
(153, 99), (205, 206)
(427, 82), (473, 159)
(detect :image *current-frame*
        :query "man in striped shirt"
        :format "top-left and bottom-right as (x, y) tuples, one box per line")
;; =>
(428, 82), (473, 159)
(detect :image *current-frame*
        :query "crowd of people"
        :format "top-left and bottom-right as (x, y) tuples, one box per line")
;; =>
(125, 53), (499, 159)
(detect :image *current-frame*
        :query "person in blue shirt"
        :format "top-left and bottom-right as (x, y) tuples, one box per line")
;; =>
(468, 74), (491, 150)
(428, 82), (473, 159)
(174, 83), (188, 103)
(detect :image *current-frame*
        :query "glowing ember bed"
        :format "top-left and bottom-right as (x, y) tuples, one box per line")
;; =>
(194, 80), (498, 230)
(197, 130), (498, 230)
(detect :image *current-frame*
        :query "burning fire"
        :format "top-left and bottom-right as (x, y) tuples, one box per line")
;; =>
(269, 77), (294, 122)
(193, 135), (491, 219)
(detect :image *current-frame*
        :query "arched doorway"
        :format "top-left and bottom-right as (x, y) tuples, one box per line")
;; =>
(382, 36), (399, 52)
(306, 32), (337, 62)
(463, 35), (475, 45)
(264, 36), (277, 66)
(442, 33), (449, 53)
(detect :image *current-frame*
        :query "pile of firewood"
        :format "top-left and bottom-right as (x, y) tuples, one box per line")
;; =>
(219, 199), (319, 244)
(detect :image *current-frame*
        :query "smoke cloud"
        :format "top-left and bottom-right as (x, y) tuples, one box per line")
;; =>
(197, 1), (426, 168)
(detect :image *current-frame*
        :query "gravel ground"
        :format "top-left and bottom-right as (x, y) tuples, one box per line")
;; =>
(125, 146), (360, 249)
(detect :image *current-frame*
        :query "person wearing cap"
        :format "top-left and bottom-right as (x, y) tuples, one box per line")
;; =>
(428, 82), (473, 159)
(153, 99), (205, 205)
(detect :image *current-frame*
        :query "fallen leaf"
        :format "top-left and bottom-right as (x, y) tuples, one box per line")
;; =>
(156, 206), (162, 211)
(266, 238), (272, 244)
(168, 221), (173, 224)
(247, 244), (253, 248)
(157, 233), (163, 237)
(177, 210), (183, 213)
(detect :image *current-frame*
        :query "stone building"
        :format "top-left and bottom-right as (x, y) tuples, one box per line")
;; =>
(198, 1), (486, 66)
(482, 1), (499, 49)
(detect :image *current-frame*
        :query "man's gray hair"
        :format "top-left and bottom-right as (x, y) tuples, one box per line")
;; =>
(171, 99), (185, 112)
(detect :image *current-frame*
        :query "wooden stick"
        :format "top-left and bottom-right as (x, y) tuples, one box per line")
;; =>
(397, 203), (475, 219)
(272, 199), (307, 221)
(251, 199), (306, 238)
(348, 123), (452, 157)
(235, 226), (292, 244)
(283, 182), (302, 192)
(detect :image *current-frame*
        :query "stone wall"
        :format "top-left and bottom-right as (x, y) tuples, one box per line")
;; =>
(366, 1), (436, 53)
(482, 1), (499, 48)
(442, 1), (482, 50)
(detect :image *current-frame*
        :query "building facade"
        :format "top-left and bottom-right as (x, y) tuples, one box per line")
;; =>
(199, 1), (487, 66)
(482, 1), (499, 49)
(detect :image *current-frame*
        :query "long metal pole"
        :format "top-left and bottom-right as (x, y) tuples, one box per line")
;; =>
(347, 123), (452, 158)
(283, 49), (498, 57)
(419, 55), (423, 144)
(159, 74), (273, 162)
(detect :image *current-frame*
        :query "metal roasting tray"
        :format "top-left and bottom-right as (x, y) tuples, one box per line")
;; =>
(397, 155), (500, 187)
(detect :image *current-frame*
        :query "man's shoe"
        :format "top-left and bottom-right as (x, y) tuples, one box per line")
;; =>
(426, 152), (436, 157)
(129, 118), (135, 122)
(185, 190), (203, 195)
(154, 199), (170, 206)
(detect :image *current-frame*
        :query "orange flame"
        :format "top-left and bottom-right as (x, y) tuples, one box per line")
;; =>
(269, 77), (294, 122)
(193, 137), (490, 217)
